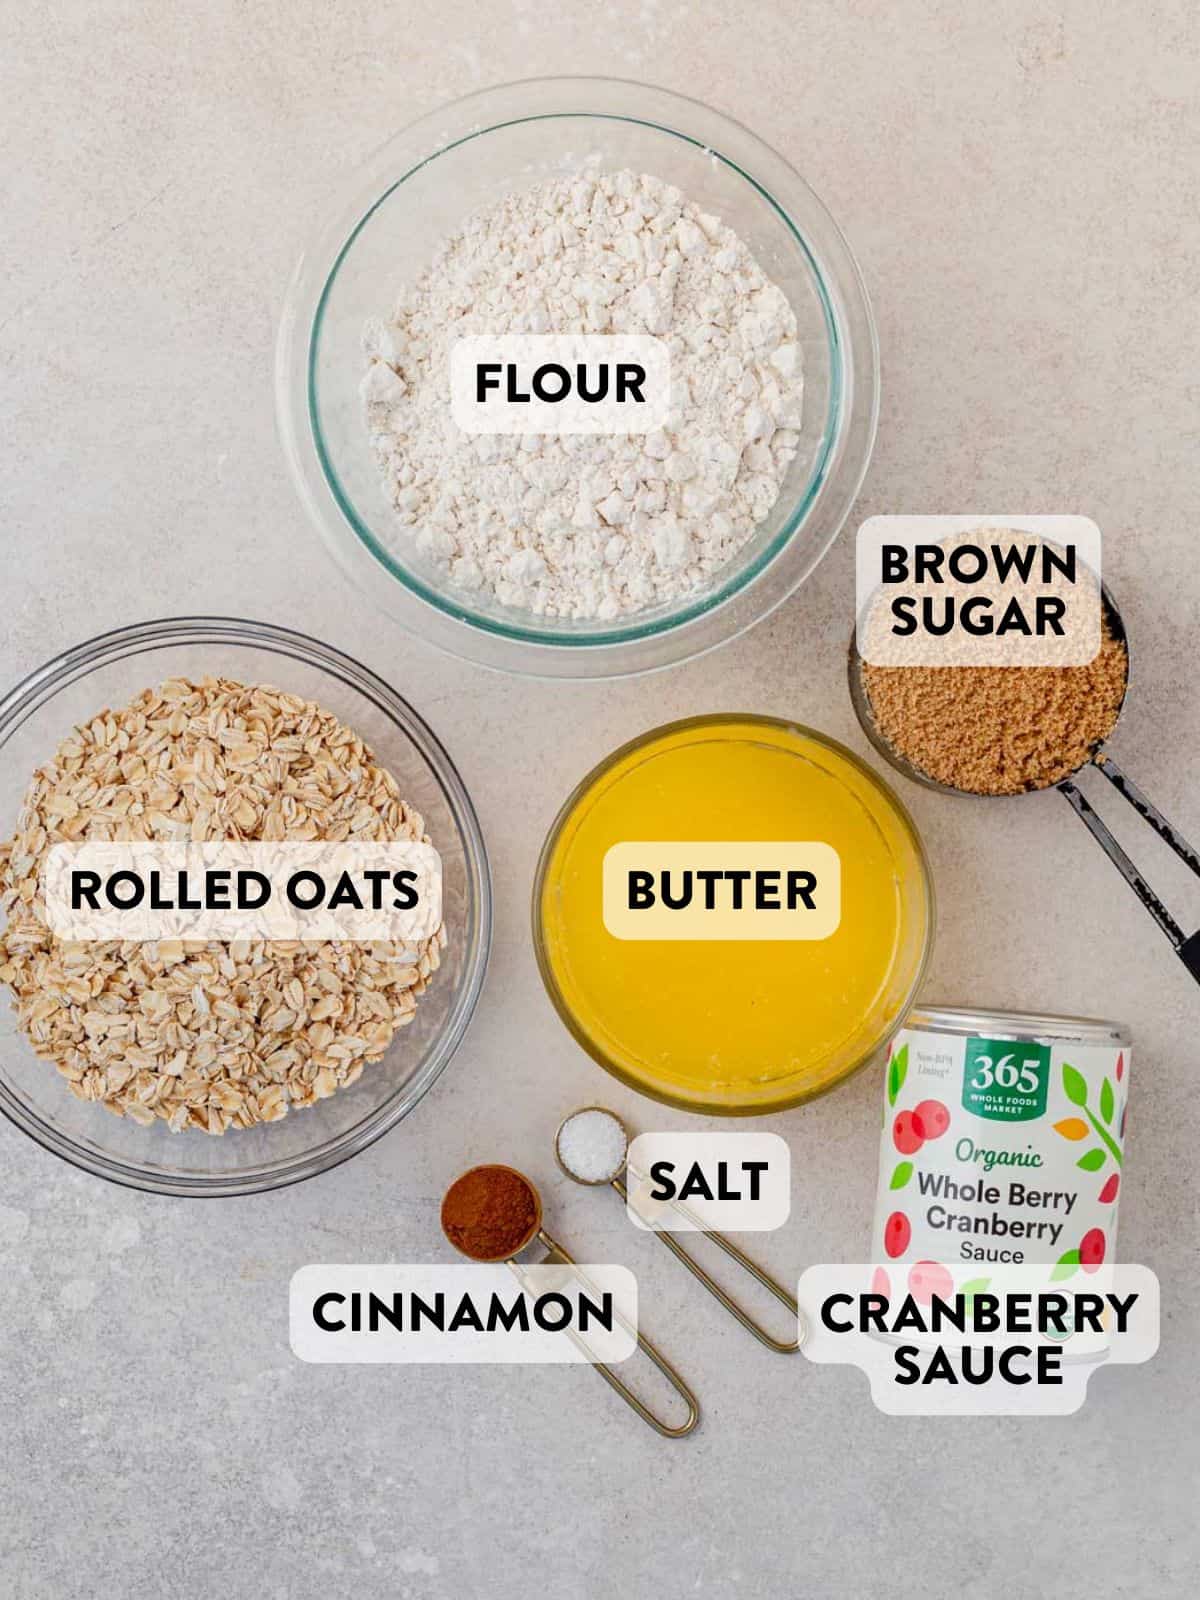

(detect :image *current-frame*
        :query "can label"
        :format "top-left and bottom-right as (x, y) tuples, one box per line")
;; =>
(871, 1024), (1128, 1281)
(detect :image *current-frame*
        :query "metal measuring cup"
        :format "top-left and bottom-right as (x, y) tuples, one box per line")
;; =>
(555, 1108), (803, 1354)
(441, 1163), (698, 1438)
(849, 585), (1200, 981)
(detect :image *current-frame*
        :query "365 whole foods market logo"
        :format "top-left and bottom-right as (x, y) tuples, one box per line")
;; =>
(962, 1037), (1049, 1121)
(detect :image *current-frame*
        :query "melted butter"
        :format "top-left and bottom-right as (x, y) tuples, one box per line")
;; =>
(536, 717), (932, 1112)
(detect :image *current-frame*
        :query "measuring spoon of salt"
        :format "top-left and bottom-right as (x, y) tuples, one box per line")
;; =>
(555, 1108), (804, 1354)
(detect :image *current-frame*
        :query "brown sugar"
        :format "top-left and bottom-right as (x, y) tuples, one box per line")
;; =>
(861, 629), (1129, 795)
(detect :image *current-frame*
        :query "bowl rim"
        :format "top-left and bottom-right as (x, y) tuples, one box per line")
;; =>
(0, 615), (493, 1197)
(276, 75), (880, 680)
(530, 711), (935, 1115)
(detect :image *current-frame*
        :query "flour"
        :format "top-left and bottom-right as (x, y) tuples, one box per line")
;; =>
(361, 171), (804, 621)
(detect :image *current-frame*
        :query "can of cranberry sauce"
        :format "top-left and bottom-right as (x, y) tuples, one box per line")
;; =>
(871, 1008), (1130, 1280)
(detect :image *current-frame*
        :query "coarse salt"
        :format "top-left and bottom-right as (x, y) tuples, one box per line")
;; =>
(557, 1108), (629, 1184)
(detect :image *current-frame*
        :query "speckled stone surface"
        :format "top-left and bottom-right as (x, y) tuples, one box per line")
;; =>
(2, 3), (1199, 1595)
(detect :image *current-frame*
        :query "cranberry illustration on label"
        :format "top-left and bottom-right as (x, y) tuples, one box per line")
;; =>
(908, 1260), (954, 1304)
(883, 1211), (911, 1258)
(1080, 1228), (1106, 1272)
(871, 1266), (891, 1299)
(1098, 1173), (1119, 1204)
(911, 1098), (949, 1140)
(892, 1110), (923, 1155)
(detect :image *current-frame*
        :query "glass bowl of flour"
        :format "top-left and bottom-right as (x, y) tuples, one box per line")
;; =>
(277, 77), (879, 678)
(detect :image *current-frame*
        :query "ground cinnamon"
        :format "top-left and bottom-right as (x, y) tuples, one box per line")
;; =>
(441, 1165), (540, 1261)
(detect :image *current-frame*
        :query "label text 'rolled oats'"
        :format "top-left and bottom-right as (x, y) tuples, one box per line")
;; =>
(44, 841), (442, 944)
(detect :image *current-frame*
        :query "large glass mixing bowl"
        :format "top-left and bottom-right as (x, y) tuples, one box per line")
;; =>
(0, 618), (491, 1196)
(532, 715), (933, 1113)
(277, 77), (879, 678)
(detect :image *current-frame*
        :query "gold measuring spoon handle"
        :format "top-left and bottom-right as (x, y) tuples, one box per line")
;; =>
(509, 1229), (699, 1439)
(613, 1177), (803, 1355)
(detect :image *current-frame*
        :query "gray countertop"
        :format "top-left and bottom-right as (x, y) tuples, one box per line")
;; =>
(2, 2), (1198, 1595)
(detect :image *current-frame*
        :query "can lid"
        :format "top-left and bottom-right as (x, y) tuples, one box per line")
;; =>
(907, 1004), (1131, 1048)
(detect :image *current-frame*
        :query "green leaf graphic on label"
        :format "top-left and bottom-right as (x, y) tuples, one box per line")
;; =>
(960, 1276), (991, 1312)
(887, 1044), (908, 1106)
(1086, 1108), (1124, 1168)
(1062, 1063), (1088, 1106)
(1077, 1148), (1106, 1172)
(890, 1161), (913, 1190)
(1051, 1249), (1081, 1282)
(1100, 1078), (1115, 1125)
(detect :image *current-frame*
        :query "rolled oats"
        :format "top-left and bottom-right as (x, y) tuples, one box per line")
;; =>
(0, 677), (446, 1134)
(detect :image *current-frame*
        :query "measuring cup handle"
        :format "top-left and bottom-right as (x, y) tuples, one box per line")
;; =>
(1060, 765), (1200, 981)
(519, 1231), (699, 1439)
(1095, 756), (1200, 878)
(614, 1178), (803, 1354)
(1177, 933), (1200, 984)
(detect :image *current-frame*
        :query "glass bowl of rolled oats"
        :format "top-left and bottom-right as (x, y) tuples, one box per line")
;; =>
(0, 618), (491, 1196)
